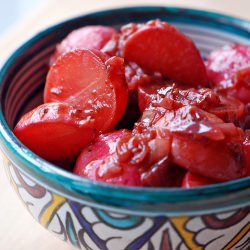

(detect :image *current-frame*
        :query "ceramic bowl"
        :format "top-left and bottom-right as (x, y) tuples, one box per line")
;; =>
(0, 6), (250, 250)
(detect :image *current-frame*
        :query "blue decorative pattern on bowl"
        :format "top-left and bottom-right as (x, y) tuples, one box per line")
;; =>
(0, 6), (250, 250)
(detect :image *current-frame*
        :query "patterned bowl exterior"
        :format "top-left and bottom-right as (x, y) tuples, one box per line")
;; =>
(0, 6), (250, 250)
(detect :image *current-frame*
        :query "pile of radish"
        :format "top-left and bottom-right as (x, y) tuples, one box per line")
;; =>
(14, 20), (250, 188)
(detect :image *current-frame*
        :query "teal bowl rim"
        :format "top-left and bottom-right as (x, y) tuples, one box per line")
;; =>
(0, 6), (250, 214)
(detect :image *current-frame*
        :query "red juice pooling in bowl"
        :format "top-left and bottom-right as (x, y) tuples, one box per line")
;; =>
(14, 20), (250, 188)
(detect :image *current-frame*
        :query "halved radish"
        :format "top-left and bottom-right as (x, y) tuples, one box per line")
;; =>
(122, 20), (208, 86)
(207, 95), (245, 123)
(50, 25), (117, 65)
(206, 43), (250, 103)
(171, 134), (246, 181)
(154, 105), (247, 181)
(45, 49), (128, 132)
(14, 102), (96, 168)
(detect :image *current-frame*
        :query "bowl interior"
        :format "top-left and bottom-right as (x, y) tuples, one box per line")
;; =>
(0, 6), (250, 215)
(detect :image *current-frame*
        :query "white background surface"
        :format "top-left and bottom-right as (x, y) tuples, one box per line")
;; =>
(0, 0), (45, 35)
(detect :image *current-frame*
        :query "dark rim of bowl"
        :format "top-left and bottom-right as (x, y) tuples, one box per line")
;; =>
(0, 6), (250, 212)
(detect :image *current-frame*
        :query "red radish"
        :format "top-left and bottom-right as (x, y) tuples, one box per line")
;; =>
(14, 102), (96, 168)
(50, 25), (117, 65)
(83, 156), (142, 186)
(122, 20), (208, 86)
(114, 129), (181, 187)
(155, 106), (247, 181)
(141, 159), (186, 187)
(74, 130), (142, 186)
(44, 49), (128, 132)
(171, 134), (246, 181)
(74, 129), (130, 174)
(207, 95), (245, 123)
(182, 172), (217, 188)
(155, 106), (246, 181)
(206, 43), (250, 103)
(103, 37), (166, 92)
(155, 106), (228, 141)
(75, 129), (182, 187)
